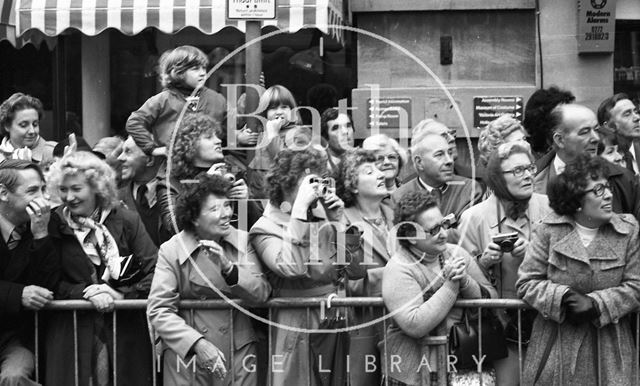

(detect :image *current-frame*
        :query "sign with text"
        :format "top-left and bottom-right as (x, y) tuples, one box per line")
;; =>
(577, 0), (617, 53)
(473, 96), (523, 129)
(227, 0), (277, 20)
(367, 98), (412, 129)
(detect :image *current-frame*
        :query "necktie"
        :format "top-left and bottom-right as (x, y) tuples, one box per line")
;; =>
(136, 184), (149, 210)
(7, 224), (27, 250)
(624, 150), (636, 174)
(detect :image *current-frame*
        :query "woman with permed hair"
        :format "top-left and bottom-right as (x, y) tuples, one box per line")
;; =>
(44, 151), (157, 386)
(517, 153), (640, 385)
(381, 190), (495, 385)
(336, 148), (392, 386)
(157, 113), (251, 241)
(148, 174), (270, 386)
(0, 92), (56, 164)
(478, 114), (528, 167)
(249, 147), (365, 386)
(126, 45), (226, 158)
(362, 134), (408, 195)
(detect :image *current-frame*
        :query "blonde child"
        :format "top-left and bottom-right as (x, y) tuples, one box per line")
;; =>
(126, 45), (226, 157)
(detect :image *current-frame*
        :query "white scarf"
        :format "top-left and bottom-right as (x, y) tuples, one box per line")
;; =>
(0, 137), (33, 161)
(63, 206), (124, 282)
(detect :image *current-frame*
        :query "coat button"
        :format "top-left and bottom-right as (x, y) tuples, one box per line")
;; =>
(543, 313), (549, 319)
(219, 327), (228, 334)
(202, 327), (208, 333)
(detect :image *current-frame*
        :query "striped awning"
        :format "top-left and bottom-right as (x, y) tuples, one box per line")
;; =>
(1, 0), (18, 45)
(15, 0), (345, 43)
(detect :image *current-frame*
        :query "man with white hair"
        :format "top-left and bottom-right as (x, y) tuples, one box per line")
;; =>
(392, 119), (483, 222)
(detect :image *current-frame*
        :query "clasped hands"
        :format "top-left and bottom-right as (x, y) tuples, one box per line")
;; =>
(440, 255), (470, 288)
(562, 288), (600, 325)
(83, 284), (124, 312)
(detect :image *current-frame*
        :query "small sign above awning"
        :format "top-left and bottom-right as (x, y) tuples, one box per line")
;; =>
(15, 0), (345, 43)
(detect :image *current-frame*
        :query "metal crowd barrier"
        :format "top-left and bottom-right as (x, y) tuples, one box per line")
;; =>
(29, 298), (639, 386)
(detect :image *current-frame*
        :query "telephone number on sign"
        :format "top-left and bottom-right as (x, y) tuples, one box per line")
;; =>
(585, 32), (609, 40)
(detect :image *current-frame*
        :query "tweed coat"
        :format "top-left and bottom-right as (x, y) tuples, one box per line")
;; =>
(458, 193), (551, 299)
(147, 228), (271, 386)
(249, 203), (366, 386)
(516, 212), (640, 386)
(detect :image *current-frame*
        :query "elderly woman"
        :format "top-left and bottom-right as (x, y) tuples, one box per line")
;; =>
(158, 113), (251, 239)
(147, 174), (271, 385)
(44, 151), (157, 386)
(458, 141), (551, 385)
(337, 148), (392, 386)
(478, 115), (528, 167)
(362, 134), (408, 195)
(0, 93), (56, 164)
(517, 154), (640, 385)
(250, 147), (365, 386)
(382, 190), (496, 386)
(320, 108), (355, 173)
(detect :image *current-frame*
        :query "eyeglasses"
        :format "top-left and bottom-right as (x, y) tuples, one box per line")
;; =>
(375, 153), (399, 165)
(424, 214), (456, 236)
(502, 164), (537, 177)
(584, 182), (611, 197)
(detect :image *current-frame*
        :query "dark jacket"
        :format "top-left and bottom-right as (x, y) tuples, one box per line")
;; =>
(45, 204), (158, 386)
(534, 150), (640, 219)
(118, 181), (170, 247)
(126, 86), (226, 155)
(0, 221), (59, 348)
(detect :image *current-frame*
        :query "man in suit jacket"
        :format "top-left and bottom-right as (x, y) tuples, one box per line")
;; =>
(0, 159), (59, 384)
(392, 120), (483, 225)
(597, 93), (640, 175)
(534, 103), (640, 219)
(117, 136), (168, 246)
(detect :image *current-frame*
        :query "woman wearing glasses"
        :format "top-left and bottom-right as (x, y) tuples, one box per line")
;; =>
(517, 154), (640, 385)
(458, 141), (551, 385)
(362, 134), (408, 195)
(381, 190), (495, 386)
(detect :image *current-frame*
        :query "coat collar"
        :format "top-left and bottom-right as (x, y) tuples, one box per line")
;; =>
(343, 203), (394, 261)
(176, 227), (247, 265)
(542, 211), (632, 235)
(51, 205), (123, 238)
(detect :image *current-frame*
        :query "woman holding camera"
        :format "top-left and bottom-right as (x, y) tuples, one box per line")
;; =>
(517, 154), (640, 385)
(382, 190), (496, 385)
(458, 141), (550, 385)
(158, 113), (251, 240)
(148, 174), (271, 386)
(250, 147), (365, 386)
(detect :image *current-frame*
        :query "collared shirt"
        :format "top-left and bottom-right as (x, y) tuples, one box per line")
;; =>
(0, 214), (17, 244)
(553, 155), (567, 175)
(132, 179), (158, 208)
(417, 177), (449, 194)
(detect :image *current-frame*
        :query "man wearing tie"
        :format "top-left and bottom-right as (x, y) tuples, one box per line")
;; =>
(117, 136), (167, 246)
(533, 103), (640, 219)
(392, 119), (482, 223)
(597, 93), (640, 175)
(0, 159), (59, 385)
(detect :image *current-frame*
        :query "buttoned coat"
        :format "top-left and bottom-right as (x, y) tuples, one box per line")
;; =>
(249, 203), (366, 386)
(458, 193), (551, 298)
(147, 228), (271, 386)
(45, 205), (158, 386)
(516, 212), (640, 386)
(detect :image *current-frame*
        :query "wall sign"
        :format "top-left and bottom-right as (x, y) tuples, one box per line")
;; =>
(367, 98), (412, 130)
(577, 0), (617, 53)
(473, 96), (523, 129)
(227, 0), (277, 20)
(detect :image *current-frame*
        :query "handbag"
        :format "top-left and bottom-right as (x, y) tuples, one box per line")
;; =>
(309, 309), (350, 386)
(449, 308), (508, 370)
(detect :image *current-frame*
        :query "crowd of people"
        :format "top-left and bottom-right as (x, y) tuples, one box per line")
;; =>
(2, 44), (640, 386)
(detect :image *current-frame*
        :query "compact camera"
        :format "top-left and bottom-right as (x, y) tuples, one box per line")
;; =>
(492, 232), (519, 253)
(309, 177), (336, 201)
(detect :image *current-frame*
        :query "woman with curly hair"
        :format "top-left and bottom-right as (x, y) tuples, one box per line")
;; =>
(0, 93), (56, 164)
(459, 141), (551, 385)
(336, 148), (392, 386)
(517, 154), (640, 385)
(362, 134), (408, 195)
(478, 114), (528, 167)
(148, 174), (270, 386)
(249, 147), (365, 386)
(44, 151), (157, 386)
(381, 190), (495, 385)
(157, 113), (250, 241)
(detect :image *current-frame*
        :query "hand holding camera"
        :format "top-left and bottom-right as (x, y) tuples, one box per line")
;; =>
(480, 242), (504, 269)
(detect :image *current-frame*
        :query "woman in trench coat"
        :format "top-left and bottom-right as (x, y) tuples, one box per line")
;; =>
(147, 174), (271, 386)
(517, 154), (640, 385)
